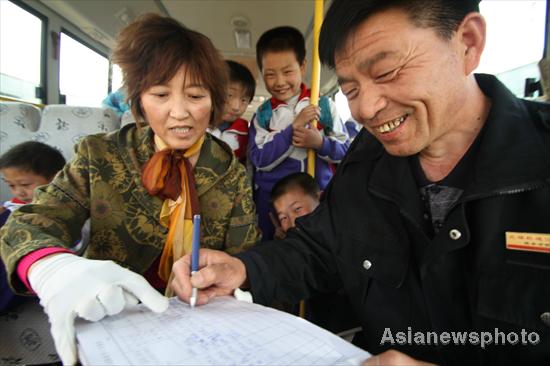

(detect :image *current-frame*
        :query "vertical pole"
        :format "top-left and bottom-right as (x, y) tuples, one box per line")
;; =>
(301, 0), (323, 320)
(306, 0), (323, 177)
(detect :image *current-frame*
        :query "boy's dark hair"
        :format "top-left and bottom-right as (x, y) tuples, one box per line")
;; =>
(0, 141), (66, 179)
(256, 26), (306, 70)
(271, 172), (320, 203)
(320, 0), (481, 68)
(226, 60), (256, 102)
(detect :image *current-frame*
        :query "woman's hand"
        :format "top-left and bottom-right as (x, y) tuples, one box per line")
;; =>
(28, 253), (168, 365)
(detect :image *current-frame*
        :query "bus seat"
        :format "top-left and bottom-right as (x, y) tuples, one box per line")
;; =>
(120, 109), (136, 127)
(0, 299), (60, 365)
(0, 102), (42, 203)
(38, 105), (120, 161)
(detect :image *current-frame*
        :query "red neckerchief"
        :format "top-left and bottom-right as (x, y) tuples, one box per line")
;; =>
(269, 83), (310, 109)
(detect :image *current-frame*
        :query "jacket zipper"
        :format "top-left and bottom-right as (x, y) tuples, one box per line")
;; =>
(459, 181), (548, 205)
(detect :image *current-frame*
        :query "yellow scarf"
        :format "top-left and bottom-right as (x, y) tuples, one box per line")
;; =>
(141, 134), (204, 295)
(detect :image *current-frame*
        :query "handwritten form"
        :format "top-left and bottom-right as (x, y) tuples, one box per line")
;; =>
(76, 297), (369, 365)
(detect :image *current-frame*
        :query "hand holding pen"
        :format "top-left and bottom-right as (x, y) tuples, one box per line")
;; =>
(171, 248), (249, 306)
(171, 214), (250, 306)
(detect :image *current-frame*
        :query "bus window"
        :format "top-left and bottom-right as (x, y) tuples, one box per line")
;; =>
(333, 88), (352, 124)
(477, 0), (547, 97)
(59, 32), (109, 107)
(0, 0), (44, 104)
(111, 64), (124, 93)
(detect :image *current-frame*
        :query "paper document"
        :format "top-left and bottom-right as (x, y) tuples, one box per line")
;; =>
(76, 296), (369, 365)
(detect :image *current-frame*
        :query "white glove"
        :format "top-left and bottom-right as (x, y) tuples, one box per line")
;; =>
(29, 253), (169, 365)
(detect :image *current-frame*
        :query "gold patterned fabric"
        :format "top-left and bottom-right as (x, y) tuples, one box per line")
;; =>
(0, 125), (260, 294)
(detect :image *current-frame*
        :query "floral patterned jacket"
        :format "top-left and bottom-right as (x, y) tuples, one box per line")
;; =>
(0, 125), (259, 294)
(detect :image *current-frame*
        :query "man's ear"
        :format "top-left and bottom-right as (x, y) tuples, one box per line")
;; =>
(456, 12), (487, 75)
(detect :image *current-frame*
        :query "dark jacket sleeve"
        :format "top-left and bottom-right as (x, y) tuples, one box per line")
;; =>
(235, 199), (342, 305)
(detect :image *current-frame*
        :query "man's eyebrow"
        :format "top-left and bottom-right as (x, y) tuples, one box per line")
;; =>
(337, 75), (352, 85)
(337, 50), (398, 85)
(357, 51), (397, 72)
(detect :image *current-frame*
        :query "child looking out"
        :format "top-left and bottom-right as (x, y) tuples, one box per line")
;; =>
(0, 141), (65, 227)
(270, 172), (320, 238)
(209, 60), (256, 163)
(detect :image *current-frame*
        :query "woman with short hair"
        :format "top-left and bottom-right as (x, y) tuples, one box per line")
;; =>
(0, 14), (259, 365)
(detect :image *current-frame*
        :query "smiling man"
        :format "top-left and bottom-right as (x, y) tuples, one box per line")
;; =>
(172, 1), (550, 365)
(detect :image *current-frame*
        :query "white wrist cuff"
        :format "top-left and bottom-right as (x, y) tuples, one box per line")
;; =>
(28, 253), (81, 293)
(233, 288), (253, 303)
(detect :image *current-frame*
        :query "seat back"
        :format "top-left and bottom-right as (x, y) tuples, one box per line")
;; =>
(120, 110), (136, 128)
(0, 299), (60, 365)
(39, 105), (120, 161)
(0, 102), (42, 202)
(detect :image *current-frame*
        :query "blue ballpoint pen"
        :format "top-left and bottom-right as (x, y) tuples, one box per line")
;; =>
(190, 214), (200, 307)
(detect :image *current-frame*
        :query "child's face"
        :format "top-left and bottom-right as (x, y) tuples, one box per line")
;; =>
(273, 187), (319, 233)
(1, 167), (50, 203)
(221, 82), (250, 123)
(261, 50), (305, 102)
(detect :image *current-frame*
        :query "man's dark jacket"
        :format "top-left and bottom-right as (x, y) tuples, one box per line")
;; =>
(237, 74), (550, 365)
